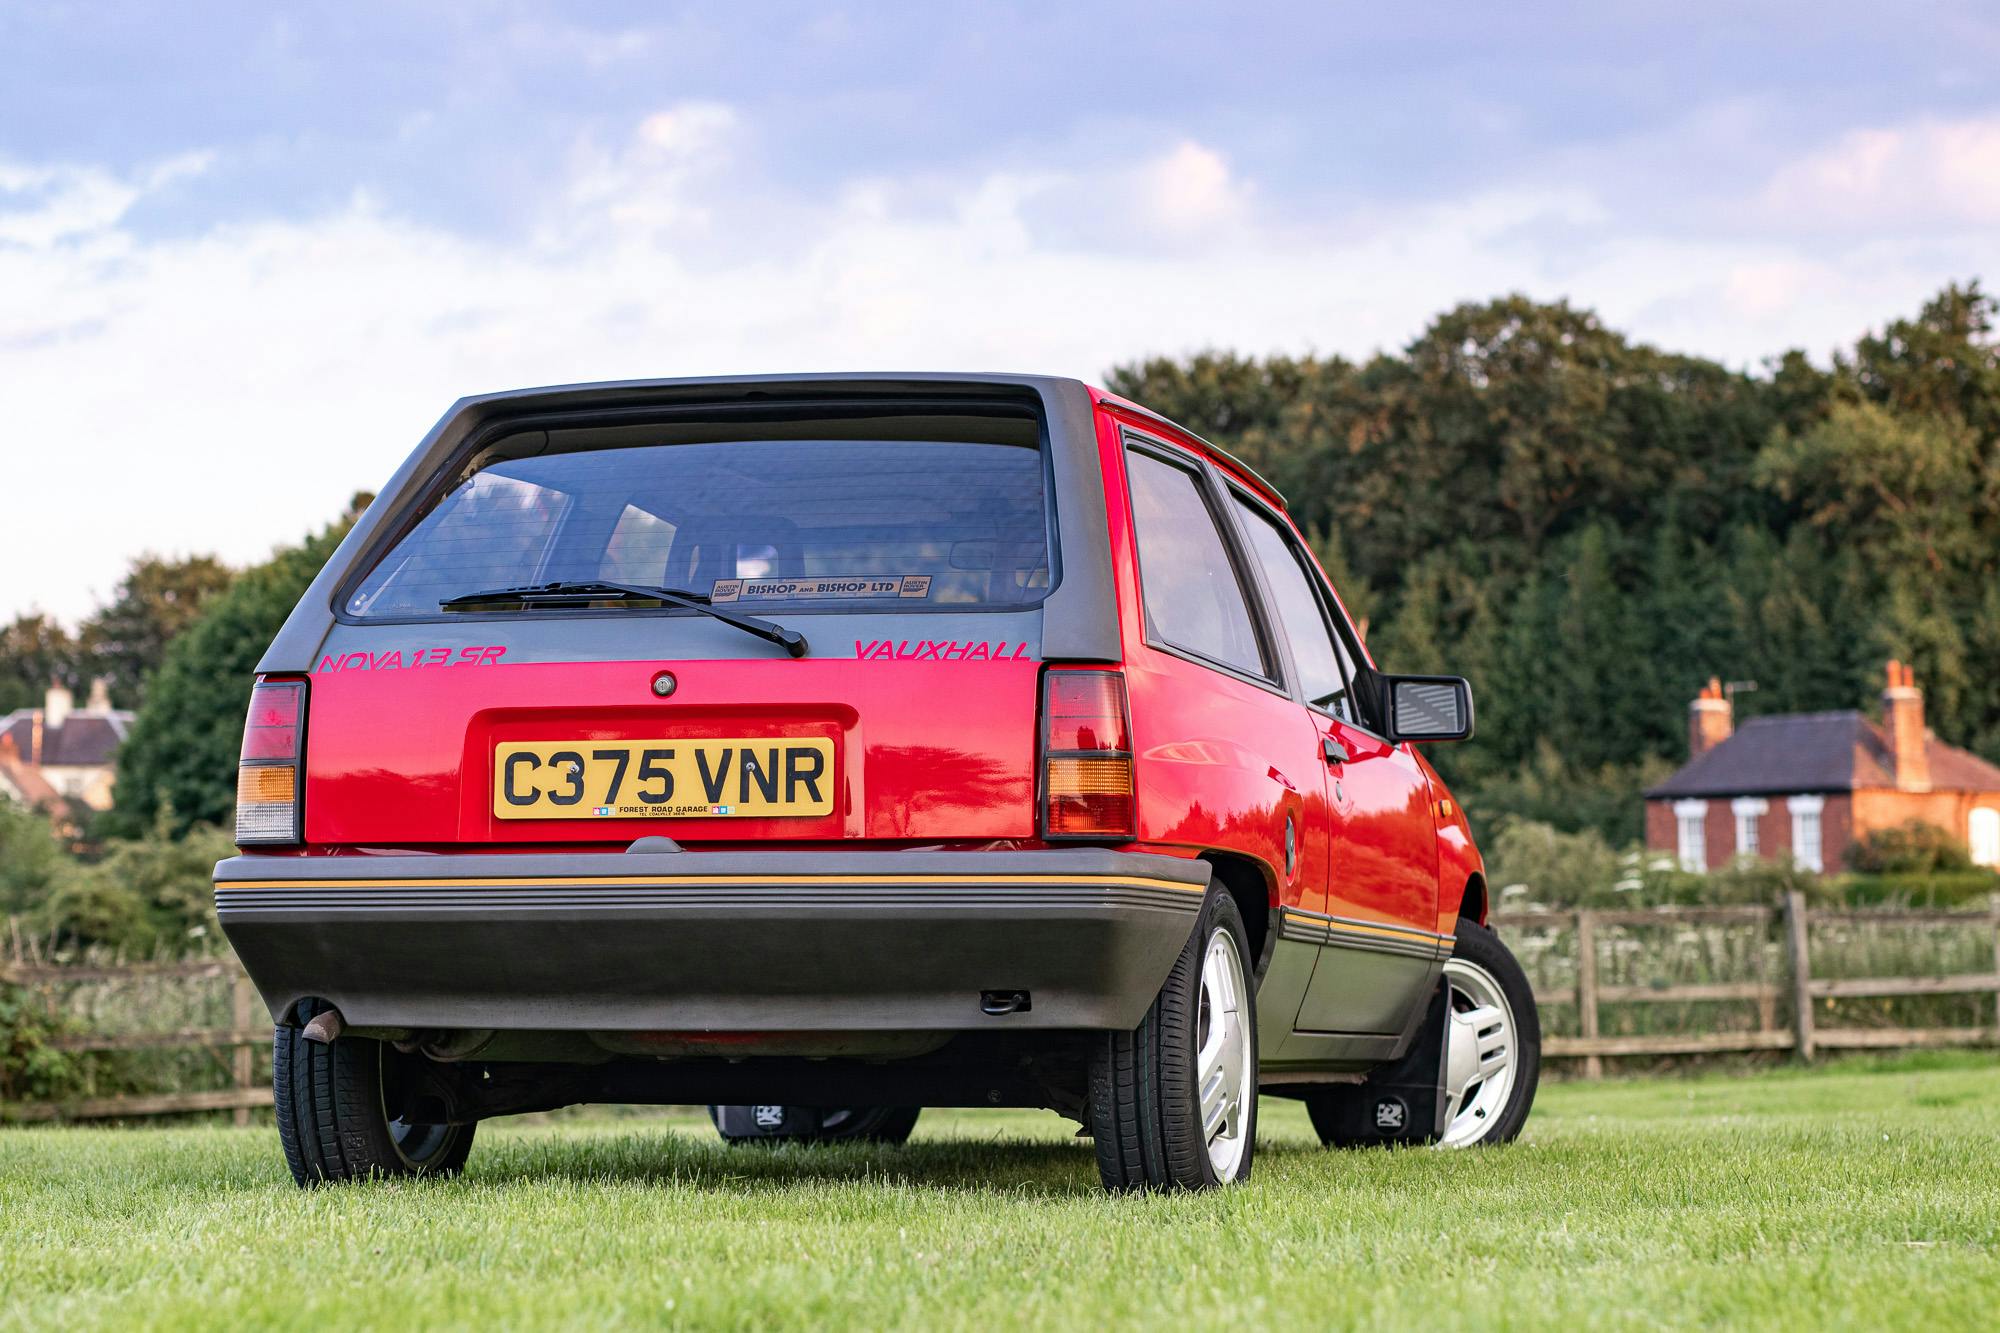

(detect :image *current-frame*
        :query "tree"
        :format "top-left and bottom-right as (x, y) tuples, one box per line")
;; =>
(1757, 401), (1989, 576)
(1101, 282), (2000, 843)
(77, 554), (234, 708)
(0, 614), (78, 715)
(112, 513), (357, 837)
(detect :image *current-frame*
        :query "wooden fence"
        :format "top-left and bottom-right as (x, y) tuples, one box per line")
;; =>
(1494, 892), (2000, 1077)
(5, 894), (1999, 1119)
(0, 957), (268, 1123)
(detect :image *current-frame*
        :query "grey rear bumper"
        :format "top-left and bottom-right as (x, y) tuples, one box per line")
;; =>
(214, 849), (1209, 1032)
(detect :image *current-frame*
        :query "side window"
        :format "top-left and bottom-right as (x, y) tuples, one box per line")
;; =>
(1125, 448), (1267, 678)
(1231, 496), (1360, 721)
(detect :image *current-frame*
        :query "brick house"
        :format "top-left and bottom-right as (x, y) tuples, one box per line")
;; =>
(0, 681), (132, 815)
(1643, 663), (2000, 873)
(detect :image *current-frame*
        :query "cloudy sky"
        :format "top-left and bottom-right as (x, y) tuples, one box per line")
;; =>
(4, 3), (1998, 623)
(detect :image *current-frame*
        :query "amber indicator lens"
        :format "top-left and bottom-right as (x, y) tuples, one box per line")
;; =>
(1041, 669), (1135, 838)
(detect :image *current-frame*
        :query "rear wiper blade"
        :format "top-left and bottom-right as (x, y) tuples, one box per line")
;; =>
(439, 580), (808, 658)
(442, 580), (713, 606)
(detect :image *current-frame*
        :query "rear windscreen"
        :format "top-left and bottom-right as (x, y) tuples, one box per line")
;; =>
(345, 415), (1052, 619)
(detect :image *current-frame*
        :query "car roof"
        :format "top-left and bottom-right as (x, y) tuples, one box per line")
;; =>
(442, 372), (1287, 509)
(1088, 387), (1286, 508)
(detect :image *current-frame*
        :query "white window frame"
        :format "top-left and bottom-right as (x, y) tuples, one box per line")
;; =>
(1673, 799), (1708, 872)
(1731, 797), (1769, 860)
(1787, 795), (1825, 873)
(1972, 806), (2000, 869)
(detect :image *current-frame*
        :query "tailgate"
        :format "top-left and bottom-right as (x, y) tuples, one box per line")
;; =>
(301, 617), (1042, 845)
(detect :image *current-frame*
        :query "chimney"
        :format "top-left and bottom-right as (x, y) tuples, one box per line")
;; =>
(1882, 660), (1929, 791)
(1689, 677), (1732, 759)
(44, 683), (72, 735)
(87, 678), (111, 712)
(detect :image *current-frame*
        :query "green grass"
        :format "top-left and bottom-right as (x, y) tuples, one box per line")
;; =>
(4, 1054), (1999, 1331)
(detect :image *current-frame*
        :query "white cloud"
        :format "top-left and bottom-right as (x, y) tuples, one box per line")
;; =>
(1134, 141), (1246, 237)
(1762, 113), (2000, 228)
(0, 107), (1994, 623)
(0, 151), (211, 248)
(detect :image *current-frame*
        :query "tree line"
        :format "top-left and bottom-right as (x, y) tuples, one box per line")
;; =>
(1108, 282), (2000, 840)
(1, 284), (1995, 952)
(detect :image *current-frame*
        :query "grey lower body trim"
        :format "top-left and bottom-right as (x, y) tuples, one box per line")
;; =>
(214, 848), (1209, 1033)
(1278, 907), (1453, 960)
(1277, 904), (1450, 1057)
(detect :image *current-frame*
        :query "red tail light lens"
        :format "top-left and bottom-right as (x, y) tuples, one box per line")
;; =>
(241, 681), (303, 760)
(1042, 669), (1135, 839)
(237, 679), (305, 845)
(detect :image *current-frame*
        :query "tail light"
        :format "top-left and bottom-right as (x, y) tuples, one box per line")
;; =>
(236, 678), (305, 845)
(1041, 669), (1135, 839)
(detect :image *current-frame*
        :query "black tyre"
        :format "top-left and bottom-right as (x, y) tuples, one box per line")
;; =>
(1087, 886), (1258, 1192)
(1306, 918), (1540, 1148)
(273, 1000), (475, 1185)
(707, 1104), (921, 1145)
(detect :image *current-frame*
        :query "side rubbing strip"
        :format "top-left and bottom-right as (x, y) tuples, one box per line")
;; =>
(224, 872), (1208, 894)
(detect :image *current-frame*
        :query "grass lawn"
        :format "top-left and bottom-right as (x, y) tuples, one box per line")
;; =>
(4, 1053), (1998, 1330)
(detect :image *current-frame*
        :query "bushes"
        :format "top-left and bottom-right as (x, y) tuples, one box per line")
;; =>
(4, 802), (233, 956)
(1846, 819), (1975, 874)
(0, 981), (83, 1103)
(1485, 816), (1988, 908)
(1840, 870), (2000, 908)
(1486, 819), (1621, 906)
(0, 799), (70, 919)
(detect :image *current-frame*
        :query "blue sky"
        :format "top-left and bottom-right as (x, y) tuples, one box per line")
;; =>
(4, 3), (1998, 625)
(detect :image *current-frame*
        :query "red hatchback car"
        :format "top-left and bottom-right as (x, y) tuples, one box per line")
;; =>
(215, 374), (1538, 1192)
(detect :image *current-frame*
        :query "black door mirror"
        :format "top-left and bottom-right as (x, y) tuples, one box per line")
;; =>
(1379, 674), (1474, 744)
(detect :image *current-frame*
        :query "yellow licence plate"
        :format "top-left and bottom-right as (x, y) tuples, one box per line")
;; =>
(493, 738), (835, 820)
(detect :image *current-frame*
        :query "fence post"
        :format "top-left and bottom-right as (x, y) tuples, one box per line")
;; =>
(1989, 893), (2000, 1042)
(1782, 891), (1815, 1061)
(1576, 908), (1602, 1080)
(231, 971), (256, 1127)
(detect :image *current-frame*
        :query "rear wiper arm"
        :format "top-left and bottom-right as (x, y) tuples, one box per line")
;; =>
(439, 580), (808, 658)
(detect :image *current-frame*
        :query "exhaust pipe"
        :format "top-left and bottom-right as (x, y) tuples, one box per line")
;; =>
(301, 1008), (345, 1044)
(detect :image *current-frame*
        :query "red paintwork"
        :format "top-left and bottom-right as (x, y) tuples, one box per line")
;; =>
(1088, 394), (1478, 940)
(302, 656), (1042, 847)
(282, 385), (1482, 939)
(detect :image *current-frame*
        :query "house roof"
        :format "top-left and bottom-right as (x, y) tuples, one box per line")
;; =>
(0, 707), (132, 769)
(1644, 710), (2000, 799)
(0, 733), (61, 809)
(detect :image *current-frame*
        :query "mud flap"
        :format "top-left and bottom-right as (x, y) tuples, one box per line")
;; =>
(1306, 981), (1449, 1144)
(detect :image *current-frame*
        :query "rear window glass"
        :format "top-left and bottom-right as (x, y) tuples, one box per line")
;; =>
(346, 426), (1052, 618)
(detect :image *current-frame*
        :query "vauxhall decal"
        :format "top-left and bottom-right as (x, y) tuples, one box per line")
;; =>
(853, 640), (1032, 662)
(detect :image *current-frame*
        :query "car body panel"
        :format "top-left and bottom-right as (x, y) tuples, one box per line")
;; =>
(301, 616), (1045, 846)
(219, 371), (1483, 1088)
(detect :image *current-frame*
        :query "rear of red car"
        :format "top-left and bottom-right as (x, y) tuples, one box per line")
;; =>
(216, 376), (1208, 1073)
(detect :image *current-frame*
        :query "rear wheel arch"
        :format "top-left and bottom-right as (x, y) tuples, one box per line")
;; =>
(1199, 851), (1275, 975)
(1457, 873), (1488, 925)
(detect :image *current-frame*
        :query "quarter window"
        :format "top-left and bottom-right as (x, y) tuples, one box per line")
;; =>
(1231, 496), (1358, 721)
(1124, 449), (1267, 678)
